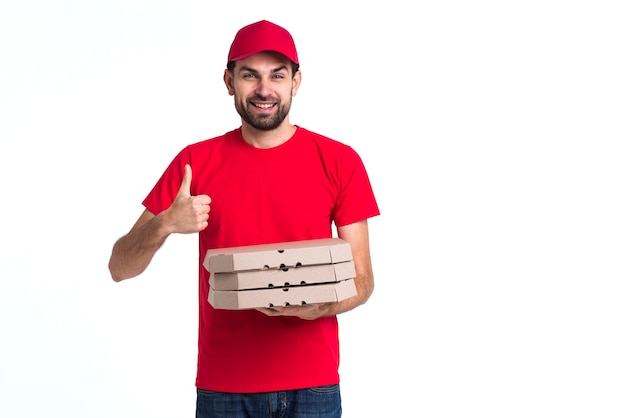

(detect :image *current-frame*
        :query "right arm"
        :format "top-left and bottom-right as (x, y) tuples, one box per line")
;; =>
(108, 164), (211, 282)
(108, 209), (166, 282)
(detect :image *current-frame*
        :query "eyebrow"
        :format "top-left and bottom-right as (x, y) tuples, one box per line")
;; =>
(238, 65), (289, 74)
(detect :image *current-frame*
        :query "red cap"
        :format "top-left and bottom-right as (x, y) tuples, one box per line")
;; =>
(227, 20), (299, 65)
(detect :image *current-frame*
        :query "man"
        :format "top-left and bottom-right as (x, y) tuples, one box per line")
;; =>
(108, 20), (380, 417)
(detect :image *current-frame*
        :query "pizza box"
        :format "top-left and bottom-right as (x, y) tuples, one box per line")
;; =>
(209, 260), (356, 291)
(208, 278), (358, 310)
(204, 238), (352, 273)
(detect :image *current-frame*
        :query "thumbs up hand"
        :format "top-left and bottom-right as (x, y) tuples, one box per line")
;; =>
(164, 164), (211, 234)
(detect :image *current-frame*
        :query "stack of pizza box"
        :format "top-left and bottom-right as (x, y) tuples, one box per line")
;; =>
(203, 238), (357, 310)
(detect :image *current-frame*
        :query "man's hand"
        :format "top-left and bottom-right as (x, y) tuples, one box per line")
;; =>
(165, 164), (212, 234)
(257, 303), (333, 320)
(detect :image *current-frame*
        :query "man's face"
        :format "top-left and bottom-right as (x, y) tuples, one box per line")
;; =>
(225, 52), (301, 131)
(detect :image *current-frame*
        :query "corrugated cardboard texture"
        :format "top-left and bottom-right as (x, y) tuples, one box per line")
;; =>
(208, 279), (358, 310)
(204, 238), (352, 273)
(209, 261), (357, 290)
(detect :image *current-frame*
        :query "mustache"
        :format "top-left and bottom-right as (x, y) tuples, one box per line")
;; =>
(249, 95), (277, 102)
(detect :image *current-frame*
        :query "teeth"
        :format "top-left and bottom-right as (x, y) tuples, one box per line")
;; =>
(254, 103), (273, 108)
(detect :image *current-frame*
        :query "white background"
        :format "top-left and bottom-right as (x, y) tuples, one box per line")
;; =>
(1, 1), (625, 417)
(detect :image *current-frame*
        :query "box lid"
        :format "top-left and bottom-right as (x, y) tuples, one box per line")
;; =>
(209, 260), (356, 290)
(208, 279), (358, 310)
(204, 238), (352, 273)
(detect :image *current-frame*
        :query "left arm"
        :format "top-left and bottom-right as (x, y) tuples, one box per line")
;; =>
(257, 219), (374, 320)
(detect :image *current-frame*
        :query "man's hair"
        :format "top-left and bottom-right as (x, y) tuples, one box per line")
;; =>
(226, 60), (300, 75)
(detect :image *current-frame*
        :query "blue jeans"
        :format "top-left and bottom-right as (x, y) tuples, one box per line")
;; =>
(196, 384), (342, 418)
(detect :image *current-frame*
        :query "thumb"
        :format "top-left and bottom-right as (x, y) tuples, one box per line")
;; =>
(178, 164), (192, 196)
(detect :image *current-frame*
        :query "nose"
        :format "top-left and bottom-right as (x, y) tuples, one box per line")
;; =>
(255, 77), (273, 98)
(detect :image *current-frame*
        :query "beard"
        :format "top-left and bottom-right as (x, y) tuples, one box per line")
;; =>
(234, 95), (292, 131)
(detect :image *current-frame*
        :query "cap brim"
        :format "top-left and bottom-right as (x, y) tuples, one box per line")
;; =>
(228, 49), (298, 64)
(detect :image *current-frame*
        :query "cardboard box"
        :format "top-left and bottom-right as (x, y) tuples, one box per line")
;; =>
(208, 278), (358, 310)
(209, 261), (356, 291)
(204, 238), (353, 273)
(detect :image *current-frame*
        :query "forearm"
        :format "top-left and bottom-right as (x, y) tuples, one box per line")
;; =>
(108, 213), (171, 282)
(326, 219), (375, 315)
(323, 270), (374, 316)
(108, 176), (212, 282)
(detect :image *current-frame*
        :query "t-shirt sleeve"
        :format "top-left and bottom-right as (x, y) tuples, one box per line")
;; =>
(142, 147), (191, 215)
(332, 146), (380, 227)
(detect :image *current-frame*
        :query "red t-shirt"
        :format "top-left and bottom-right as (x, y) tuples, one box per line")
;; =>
(143, 126), (380, 393)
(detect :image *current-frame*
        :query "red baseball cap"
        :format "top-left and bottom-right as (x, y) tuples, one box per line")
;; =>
(227, 20), (299, 65)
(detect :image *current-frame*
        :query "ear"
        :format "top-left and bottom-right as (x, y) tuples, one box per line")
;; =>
(224, 69), (235, 96)
(291, 70), (302, 97)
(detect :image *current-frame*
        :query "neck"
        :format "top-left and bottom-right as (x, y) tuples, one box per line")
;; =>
(240, 122), (297, 149)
